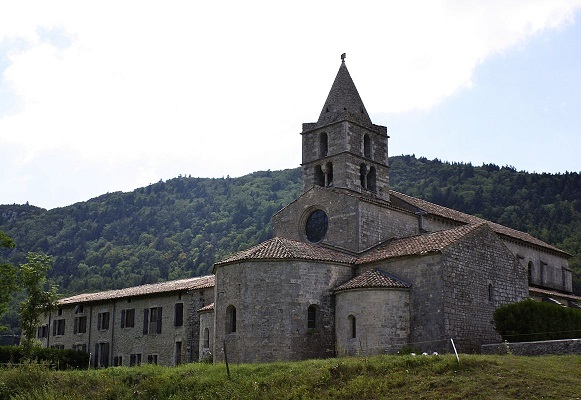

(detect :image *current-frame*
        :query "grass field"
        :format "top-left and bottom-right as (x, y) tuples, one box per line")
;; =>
(1, 354), (580, 399)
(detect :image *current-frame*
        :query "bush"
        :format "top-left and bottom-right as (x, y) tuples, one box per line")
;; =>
(0, 346), (89, 370)
(493, 299), (581, 342)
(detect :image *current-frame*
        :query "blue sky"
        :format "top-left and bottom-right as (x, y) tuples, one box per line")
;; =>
(1, 1), (580, 209)
(385, 19), (581, 173)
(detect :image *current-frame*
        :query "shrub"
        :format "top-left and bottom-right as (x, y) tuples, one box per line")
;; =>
(493, 299), (581, 342)
(0, 346), (89, 370)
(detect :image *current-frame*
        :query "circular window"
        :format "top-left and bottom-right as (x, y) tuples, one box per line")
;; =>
(305, 210), (328, 243)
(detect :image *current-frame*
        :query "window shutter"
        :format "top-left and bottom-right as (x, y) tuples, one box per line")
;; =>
(156, 307), (163, 334)
(74, 318), (78, 334)
(143, 308), (149, 334)
(121, 310), (126, 328)
(97, 314), (102, 331)
(52, 321), (56, 336)
(174, 303), (184, 326)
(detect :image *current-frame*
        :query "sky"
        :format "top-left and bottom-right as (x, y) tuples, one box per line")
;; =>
(1, 1), (580, 210)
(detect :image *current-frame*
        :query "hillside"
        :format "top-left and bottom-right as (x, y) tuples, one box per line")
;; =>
(1, 155), (580, 299)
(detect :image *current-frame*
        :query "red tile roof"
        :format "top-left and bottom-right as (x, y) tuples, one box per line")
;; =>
(198, 302), (215, 312)
(215, 237), (357, 267)
(529, 286), (581, 302)
(335, 269), (411, 292)
(389, 190), (568, 256)
(357, 223), (485, 264)
(59, 275), (215, 305)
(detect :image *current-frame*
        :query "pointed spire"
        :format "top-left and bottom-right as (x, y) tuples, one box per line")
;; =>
(317, 54), (372, 127)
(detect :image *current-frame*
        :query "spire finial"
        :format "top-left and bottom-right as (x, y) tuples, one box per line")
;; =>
(341, 53), (346, 63)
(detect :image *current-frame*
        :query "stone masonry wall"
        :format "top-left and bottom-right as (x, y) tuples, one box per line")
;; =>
(358, 254), (447, 353)
(213, 260), (353, 363)
(41, 287), (213, 367)
(335, 288), (410, 356)
(441, 226), (528, 353)
(481, 339), (581, 356)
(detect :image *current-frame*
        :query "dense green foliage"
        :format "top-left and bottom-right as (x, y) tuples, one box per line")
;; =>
(493, 299), (581, 342)
(1, 156), (580, 335)
(0, 354), (580, 399)
(0, 231), (18, 332)
(0, 346), (89, 370)
(18, 253), (59, 355)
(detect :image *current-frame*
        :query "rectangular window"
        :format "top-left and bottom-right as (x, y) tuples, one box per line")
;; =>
(174, 303), (184, 326)
(143, 307), (163, 334)
(53, 319), (65, 336)
(37, 324), (48, 339)
(98, 312), (110, 330)
(175, 341), (182, 365)
(113, 356), (123, 366)
(129, 353), (142, 367)
(74, 316), (87, 334)
(147, 354), (158, 365)
(121, 309), (135, 328)
(57, 308), (63, 316)
(73, 343), (87, 352)
(75, 304), (84, 314)
(95, 342), (110, 368)
(51, 344), (64, 350)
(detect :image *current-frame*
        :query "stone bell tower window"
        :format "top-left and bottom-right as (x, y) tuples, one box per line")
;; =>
(363, 134), (371, 159)
(319, 132), (329, 157)
(314, 165), (325, 187)
(368, 166), (376, 192)
(360, 164), (367, 189)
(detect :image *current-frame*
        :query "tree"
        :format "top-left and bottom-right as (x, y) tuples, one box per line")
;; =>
(0, 230), (18, 331)
(19, 252), (59, 356)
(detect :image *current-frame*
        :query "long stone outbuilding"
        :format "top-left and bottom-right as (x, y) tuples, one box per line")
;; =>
(40, 56), (580, 366)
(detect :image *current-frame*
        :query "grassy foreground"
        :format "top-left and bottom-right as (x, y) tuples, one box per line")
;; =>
(1, 354), (580, 399)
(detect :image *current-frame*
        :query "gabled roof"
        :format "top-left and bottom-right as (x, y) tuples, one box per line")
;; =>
(215, 237), (357, 268)
(316, 58), (372, 128)
(389, 190), (569, 256)
(335, 269), (411, 292)
(357, 223), (485, 265)
(59, 275), (215, 305)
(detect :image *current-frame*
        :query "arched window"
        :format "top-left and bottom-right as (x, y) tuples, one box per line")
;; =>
(226, 305), (236, 334)
(363, 134), (371, 159)
(488, 284), (494, 303)
(528, 261), (534, 284)
(324, 162), (333, 187)
(307, 305), (317, 329)
(367, 166), (377, 192)
(314, 165), (325, 187)
(360, 164), (367, 189)
(348, 314), (356, 338)
(203, 328), (210, 348)
(319, 132), (328, 157)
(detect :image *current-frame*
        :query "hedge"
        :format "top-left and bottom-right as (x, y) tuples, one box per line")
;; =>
(0, 346), (89, 370)
(493, 299), (581, 342)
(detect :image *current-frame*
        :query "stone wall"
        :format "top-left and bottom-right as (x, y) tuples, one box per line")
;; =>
(335, 287), (410, 356)
(441, 226), (528, 353)
(359, 254), (446, 353)
(40, 287), (213, 367)
(482, 339), (581, 355)
(213, 259), (353, 363)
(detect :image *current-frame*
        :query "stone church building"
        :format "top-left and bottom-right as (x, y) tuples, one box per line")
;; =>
(40, 57), (578, 366)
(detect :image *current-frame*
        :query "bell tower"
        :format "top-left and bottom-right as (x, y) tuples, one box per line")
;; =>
(301, 55), (390, 202)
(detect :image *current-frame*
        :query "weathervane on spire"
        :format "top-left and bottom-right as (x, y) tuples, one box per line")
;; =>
(341, 53), (346, 63)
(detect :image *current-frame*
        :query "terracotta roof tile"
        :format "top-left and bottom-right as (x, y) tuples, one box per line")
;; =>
(59, 275), (215, 305)
(216, 237), (357, 266)
(389, 190), (568, 256)
(335, 269), (411, 292)
(357, 224), (484, 264)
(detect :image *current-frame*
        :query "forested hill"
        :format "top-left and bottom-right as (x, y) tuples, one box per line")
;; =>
(1, 155), (581, 298)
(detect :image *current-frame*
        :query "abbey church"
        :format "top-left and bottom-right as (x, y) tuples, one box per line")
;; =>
(40, 57), (578, 366)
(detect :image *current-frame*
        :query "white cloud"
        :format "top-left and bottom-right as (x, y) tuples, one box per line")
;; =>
(1, 1), (580, 208)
